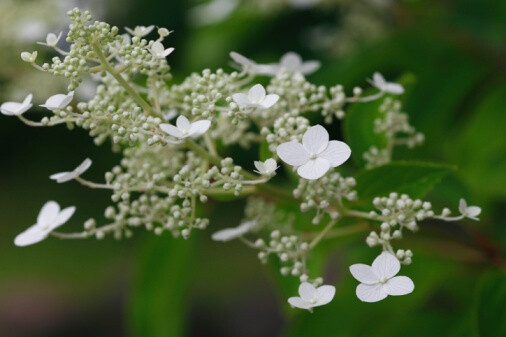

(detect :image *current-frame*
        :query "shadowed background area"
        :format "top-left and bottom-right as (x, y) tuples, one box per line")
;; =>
(0, 0), (505, 336)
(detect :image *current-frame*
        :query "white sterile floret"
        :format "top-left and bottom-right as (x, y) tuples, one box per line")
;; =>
(38, 32), (63, 47)
(229, 52), (273, 75)
(459, 198), (481, 221)
(368, 72), (404, 95)
(21, 51), (38, 63)
(232, 84), (279, 110)
(267, 52), (321, 76)
(1, 94), (33, 116)
(125, 25), (155, 37)
(160, 115), (211, 139)
(40, 91), (74, 111)
(150, 41), (174, 59)
(349, 252), (414, 302)
(288, 282), (336, 311)
(50, 158), (92, 183)
(254, 158), (278, 176)
(14, 201), (76, 247)
(276, 125), (351, 180)
(211, 220), (257, 242)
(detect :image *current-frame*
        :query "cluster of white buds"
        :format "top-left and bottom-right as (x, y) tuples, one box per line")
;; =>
(294, 172), (357, 224)
(364, 98), (425, 169)
(365, 193), (435, 263)
(256, 229), (316, 282)
(261, 112), (310, 153)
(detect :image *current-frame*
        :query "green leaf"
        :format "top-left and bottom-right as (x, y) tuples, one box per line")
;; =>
(344, 73), (417, 168)
(128, 235), (195, 337)
(354, 161), (454, 202)
(474, 272), (506, 337)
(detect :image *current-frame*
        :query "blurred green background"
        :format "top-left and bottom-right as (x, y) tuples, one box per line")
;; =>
(0, 0), (505, 336)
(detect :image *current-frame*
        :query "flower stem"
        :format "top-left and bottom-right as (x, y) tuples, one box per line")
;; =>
(91, 43), (159, 117)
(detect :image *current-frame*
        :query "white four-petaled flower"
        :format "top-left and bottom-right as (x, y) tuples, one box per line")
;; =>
(125, 25), (155, 37)
(349, 252), (414, 303)
(459, 198), (481, 221)
(160, 115), (211, 139)
(38, 32), (62, 47)
(211, 220), (257, 242)
(368, 72), (404, 95)
(229, 52), (273, 75)
(232, 84), (279, 110)
(40, 91), (74, 111)
(1, 94), (33, 116)
(50, 158), (92, 183)
(268, 52), (321, 75)
(21, 51), (37, 63)
(288, 282), (336, 311)
(276, 125), (351, 180)
(150, 41), (174, 59)
(254, 158), (278, 176)
(14, 201), (76, 247)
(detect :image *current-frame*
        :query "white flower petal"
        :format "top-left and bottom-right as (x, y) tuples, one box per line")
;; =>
(276, 141), (309, 167)
(264, 158), (277, 172)
(384, 276), (414, 296)
(163, 47), (175, 57)
(51, 206), (76, 230)
(459, 198), (467, 214)
(315, 285), (336, 306)
(356, 283), (388, 302)
(76, 158), (92, 175)
(211, 220), (255, 242)
(302, 125), (329, 154)
(373, 72), (386, 88)
(49, 172), (72, 183)
(254, 161), (265, 173)
(230, 51), (252, 67)
(298, 282), (317, 302)
(466, 206), (481, 218)
(151, 41), (164, 54)
(260, 94), (279, 108)
(385, 83), (404, 95)
(37, 201), (60, 227)
(372, 252), (400, 280)
(350, 264), (379, 284)
(176, 115), (191, 131)
(297, 158), (330, 180)
(288, 297), (312, 309)
(41, 92), (73, 110)
(160, 123), (184, 138)
(189, 120), (211, 137)
(14, 224), (48, 247)
(319, 140), (351, 167)
(211, 227), (240, 241)
(281, 52), (302, 71)
(300, 61), (321, 75)
(23, 93), (33, 106)
(248, 84), (266, 103)
(232, 93), (250, 107)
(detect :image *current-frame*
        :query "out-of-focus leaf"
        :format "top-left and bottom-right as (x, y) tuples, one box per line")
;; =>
(128, 235), (195, 337)
(474, 272), (506, 337)
(354, 161), (454, 202)
(450, 83), (506, 199)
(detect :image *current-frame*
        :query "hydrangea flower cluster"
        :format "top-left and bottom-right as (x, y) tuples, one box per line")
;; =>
(2, 9), (481, 312)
